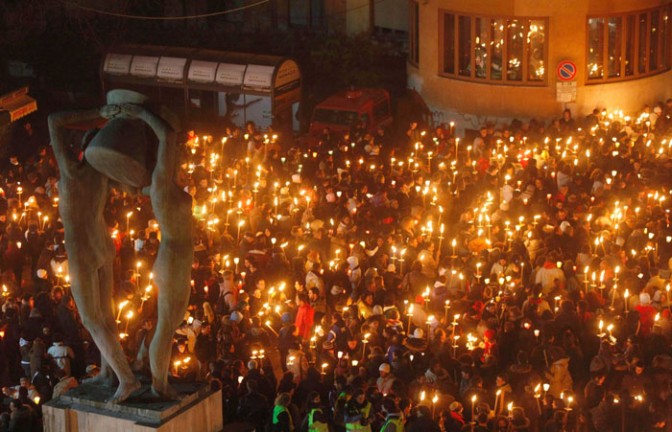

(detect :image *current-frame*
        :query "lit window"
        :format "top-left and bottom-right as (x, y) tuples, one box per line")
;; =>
(587, 5), (671, 82)
(440, 12), (547, 84)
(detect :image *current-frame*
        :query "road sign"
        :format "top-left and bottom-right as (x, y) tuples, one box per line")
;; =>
(556, 81), (577, 103)
(556, 60), (577, 82)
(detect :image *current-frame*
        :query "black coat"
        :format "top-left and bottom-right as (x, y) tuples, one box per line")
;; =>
(237, 391), (269, 430)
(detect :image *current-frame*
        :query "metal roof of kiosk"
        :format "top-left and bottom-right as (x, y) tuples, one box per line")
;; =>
(101, 45), (301, 97)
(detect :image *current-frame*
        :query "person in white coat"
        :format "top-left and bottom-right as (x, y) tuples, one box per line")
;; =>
(47, 336), (75, 377)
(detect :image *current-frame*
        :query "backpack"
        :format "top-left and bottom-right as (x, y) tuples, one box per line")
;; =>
(217, 291), (233, 315)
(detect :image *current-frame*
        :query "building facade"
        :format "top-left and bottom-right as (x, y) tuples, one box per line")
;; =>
(407, 0), (672, 128)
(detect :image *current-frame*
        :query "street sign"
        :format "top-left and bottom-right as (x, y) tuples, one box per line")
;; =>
(556, 81), (577, 103)
(556, 60), (577, 82)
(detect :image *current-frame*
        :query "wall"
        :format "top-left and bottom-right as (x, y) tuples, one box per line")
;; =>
(346, 0), (371, 34)
(410, 0), (672, 126)
(375, 0), (409, 31)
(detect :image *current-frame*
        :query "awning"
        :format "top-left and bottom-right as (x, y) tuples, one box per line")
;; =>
(243, 65), (275, 91)
(103, 46), (302, 96)
(157, 56), (187, 81)
(216, 63), (246, 87)
(130, 55), (160, 78)
(0, 87), (37, 126)
(3, 96), (37, 122)
(188, 60), (218, 83)
(103, 53), (133, 75)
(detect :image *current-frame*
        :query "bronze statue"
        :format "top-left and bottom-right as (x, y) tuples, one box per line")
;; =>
(48, 90), (193, 402)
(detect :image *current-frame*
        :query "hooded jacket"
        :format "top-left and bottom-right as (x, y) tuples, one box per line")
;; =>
(545, 357), (573, 398)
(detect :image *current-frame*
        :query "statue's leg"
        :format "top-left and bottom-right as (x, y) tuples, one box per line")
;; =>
(149, 242), (191, 399)
(147, 129), (192, 399)
(133, 334), (149, 372)
(71, 267), (140, 403)
(82, 262), (116, 386)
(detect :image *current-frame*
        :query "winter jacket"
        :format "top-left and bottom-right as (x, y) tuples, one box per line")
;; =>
(295, 303), (315, 339)
(535, 262), (565, 294)
(545, 357), (573, 398)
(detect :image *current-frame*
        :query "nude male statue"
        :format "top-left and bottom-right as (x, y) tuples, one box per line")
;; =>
(48, 105), (141, 403)
(48, 93), (193, 402)
(119, 103), (193, 399)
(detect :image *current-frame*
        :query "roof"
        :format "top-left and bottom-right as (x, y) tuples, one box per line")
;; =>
(0, 87), (37, 126)
(102, 44), (300, 93)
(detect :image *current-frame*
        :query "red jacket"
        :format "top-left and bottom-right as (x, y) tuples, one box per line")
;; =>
(635, 304), (656, 336)
(295, 303), (315, 339)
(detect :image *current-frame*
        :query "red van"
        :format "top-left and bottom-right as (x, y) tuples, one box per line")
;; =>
(309, 88), (392, 135)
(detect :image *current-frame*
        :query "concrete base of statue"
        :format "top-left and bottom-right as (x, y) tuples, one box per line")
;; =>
(42, 381), (223, 432)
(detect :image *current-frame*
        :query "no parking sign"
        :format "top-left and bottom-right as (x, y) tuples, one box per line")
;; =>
(556, 60), (577, 82)
(556, 60), (577, 103)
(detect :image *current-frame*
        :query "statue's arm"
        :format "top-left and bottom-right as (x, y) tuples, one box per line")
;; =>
(48, 106), (119, 175)
(121, 104), (171, 142)
(120, 104), (178, 178)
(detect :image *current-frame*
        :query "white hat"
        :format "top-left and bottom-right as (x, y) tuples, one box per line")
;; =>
(413, 328), (425, 339)
(372, 305), (383, 316)
(36, 269), (48, 280)
(347, 256), (359, 269)
(378, 363), (391, 373)
(560, 221), (571, 233)
(230, 311), (243, 322)
(640, 292), (651, 306)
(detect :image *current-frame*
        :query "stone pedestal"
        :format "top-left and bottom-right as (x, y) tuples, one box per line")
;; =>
(43, 382), (223, 432)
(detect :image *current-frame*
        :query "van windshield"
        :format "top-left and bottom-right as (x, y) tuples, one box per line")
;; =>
(312, 108), (359, 126)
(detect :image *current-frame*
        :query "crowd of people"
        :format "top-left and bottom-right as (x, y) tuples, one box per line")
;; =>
(0, 97), (671, 432)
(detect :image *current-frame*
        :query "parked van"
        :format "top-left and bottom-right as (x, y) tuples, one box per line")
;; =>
(309, 88), (392, 135)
